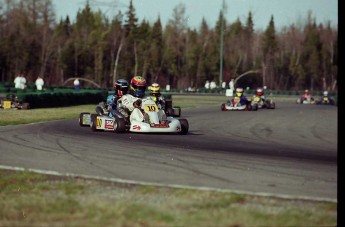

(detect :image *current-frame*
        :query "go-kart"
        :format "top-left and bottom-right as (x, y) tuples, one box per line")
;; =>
(0, 94), (30, 110)
(251, 95), (275, 109)
(221, 96), (258, 111)
(315, 96), (335, 105)
(79, 98), (189, 135)
(296, 96), (315, 104)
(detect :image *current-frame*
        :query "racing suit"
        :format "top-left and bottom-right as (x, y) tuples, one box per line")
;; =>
(118, 94), (167, 123)
(117, 94), (144, 122)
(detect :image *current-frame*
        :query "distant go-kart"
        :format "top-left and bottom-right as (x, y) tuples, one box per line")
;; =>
(0, 94), (30, 110)
(79, 98), (188, 135)
(296, 96), (315, 104)
(315, 96), (335, 105)
(221, 96), (258, 111)
(251, 95), (275, 109)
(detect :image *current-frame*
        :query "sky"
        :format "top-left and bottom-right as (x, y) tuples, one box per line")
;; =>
(52, 0), (338, 31)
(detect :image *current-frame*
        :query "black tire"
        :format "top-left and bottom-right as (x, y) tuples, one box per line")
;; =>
(173, 106), (181, 117)
(252, 104), (258, 111)
(270, 102), (276, 109)
(221, 103), (226, 111)
(179, 119), (189, 135)
(79, 112), (90, 127)
(114, 117), (127, 133)
(166, 107), (174, 116)
(90, 114), (101, 132)
(21, 103), (30, 109)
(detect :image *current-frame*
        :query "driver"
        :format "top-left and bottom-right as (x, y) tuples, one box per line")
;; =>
(233, 87), (248, 106)
(302, 89), (312, 101)
(254, 88), (265, 101)
(117, 76), (147, 122)
(96, 79), (129, 116)
(149, 83), (166, 110)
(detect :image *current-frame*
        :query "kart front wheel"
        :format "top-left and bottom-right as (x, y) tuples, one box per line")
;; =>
(221, 103), (226, 111)
(90, 114), (101, 132)
(179, 119), (189, 135)
(114, 117), (127, 133)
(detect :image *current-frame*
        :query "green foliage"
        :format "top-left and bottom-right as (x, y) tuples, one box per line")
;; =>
(0, 1), (337, 92)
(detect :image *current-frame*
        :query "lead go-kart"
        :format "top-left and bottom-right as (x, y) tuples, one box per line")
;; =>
(221, 96), (258, 111)
(79, 98), (189, 135)
(251, 95), (275, 109)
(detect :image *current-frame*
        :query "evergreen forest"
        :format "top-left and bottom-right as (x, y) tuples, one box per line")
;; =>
(0, 0), (338, 92)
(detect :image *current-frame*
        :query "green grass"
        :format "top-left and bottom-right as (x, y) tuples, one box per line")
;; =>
(0, 96), (337, 226)
(0, 170), (337, 227)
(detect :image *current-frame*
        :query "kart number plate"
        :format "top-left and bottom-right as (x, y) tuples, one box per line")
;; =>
(3, 101), (11, 109)
(144, 104), (158, 112)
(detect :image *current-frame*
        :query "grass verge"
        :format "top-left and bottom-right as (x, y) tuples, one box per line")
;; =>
(0, 170), (337, 227)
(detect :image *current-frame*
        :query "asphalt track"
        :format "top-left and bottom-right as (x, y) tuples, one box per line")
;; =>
(0, 102), (337, 201)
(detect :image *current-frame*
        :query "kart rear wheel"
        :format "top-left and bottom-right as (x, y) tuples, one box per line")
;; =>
(79, 112), (90, 127)
(173, 106), (181, 117)
(179, 119), (189, 135)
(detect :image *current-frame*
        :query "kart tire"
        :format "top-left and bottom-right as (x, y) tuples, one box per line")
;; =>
(173, 106), (181, 117)
(166, 107), (174, 116)
(114, 117), (126, 133)
(270, 102), (276, 109)
(90, 114), (101, 132)
(79, 112), (90, 127)
(221, 103), (226, 111)
(21, 103), (30, 110)
(179, 119), (189, 135)
(252, 104), (258, 111)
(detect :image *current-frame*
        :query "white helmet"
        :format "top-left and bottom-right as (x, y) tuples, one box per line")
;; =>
(323, 91), (328, 96)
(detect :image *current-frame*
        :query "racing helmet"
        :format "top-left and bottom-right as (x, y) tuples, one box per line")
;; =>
(130, 76), (147, 98)
(150, 83), (161, 97)
(256, 88), (264, 96)
(235, 87), (244, 97)
(304, 89), (309, 94)
(114, 79), (129, 97)
(323, 91), (328, 96)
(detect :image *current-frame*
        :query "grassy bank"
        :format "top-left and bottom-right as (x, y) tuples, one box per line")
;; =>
(0, 96), (337, 226)
(0, 170), (336, 227)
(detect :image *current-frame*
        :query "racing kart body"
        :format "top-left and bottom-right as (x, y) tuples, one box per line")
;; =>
(251, 95), (275, 109)
(79, 99), (188, 135)
(221, 96), (258, 111)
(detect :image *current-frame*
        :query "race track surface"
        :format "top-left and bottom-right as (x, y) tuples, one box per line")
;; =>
(0, 102), (337, 201)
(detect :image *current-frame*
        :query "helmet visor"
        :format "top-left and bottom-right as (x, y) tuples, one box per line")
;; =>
(132, 84), (146, 91)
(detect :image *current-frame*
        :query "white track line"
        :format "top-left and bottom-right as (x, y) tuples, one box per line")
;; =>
(0, 165), (336, 203)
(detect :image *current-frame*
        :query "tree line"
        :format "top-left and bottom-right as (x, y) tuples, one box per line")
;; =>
(0, 0), (338, 91)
